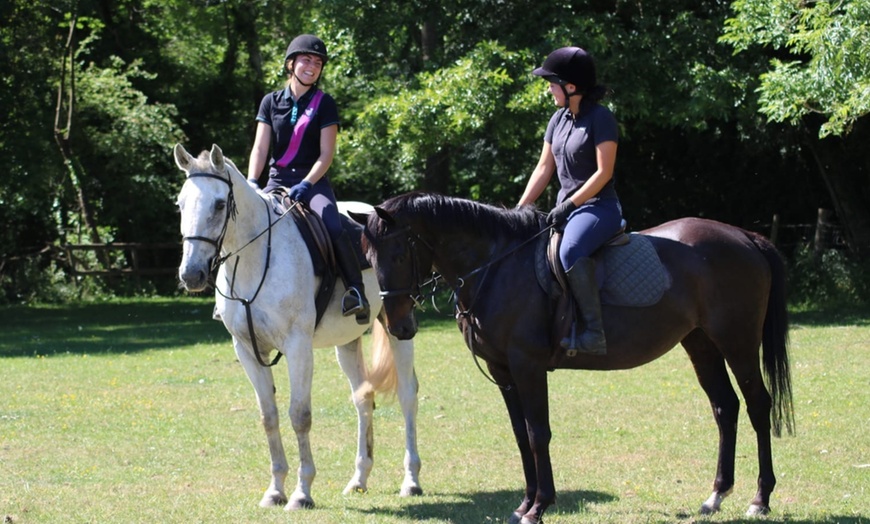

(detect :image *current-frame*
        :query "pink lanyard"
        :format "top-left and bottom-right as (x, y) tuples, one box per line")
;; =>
(275, 90), (325, 168)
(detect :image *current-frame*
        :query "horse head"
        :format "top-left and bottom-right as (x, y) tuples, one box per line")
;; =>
(353, 206), (431, 340)
(174, 143), (235, 292)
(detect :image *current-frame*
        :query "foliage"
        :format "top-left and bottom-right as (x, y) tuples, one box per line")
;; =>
(3, 0), (867, 301)
(721, 0), (870, 138)
(788, 244), (870, 307)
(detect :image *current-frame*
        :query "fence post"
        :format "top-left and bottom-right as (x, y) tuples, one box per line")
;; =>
(770, 213), (780, 246)
(814, 208), (835, 257)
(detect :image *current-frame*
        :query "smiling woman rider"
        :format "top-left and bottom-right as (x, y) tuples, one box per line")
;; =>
(246, 34), (370, 324)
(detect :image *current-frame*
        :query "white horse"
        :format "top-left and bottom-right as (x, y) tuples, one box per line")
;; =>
(174, 143), (422, 510)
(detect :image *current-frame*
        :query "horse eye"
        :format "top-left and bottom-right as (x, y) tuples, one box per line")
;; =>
(215, 199), (226, 211)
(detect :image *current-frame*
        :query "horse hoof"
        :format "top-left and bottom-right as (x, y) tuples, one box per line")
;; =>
(509, 512), (541, 524)
(258, 490), (288, 508)
(284, 495), (315, 510)
(746, 504), (770, 516)
(342, 481), (368, 495)
(400, 485), (423, 497)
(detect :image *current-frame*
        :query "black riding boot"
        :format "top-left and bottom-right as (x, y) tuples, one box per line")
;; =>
(561, 257), (607, 355)
(334, 230), (370, 325)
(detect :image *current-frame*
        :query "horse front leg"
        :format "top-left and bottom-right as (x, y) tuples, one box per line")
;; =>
(390, 337), (422, 496)
(284, 342), (316, 510)
(233, 338), (289, 508)
(335, 338), (375, 494)
(491, 365), (553, 524)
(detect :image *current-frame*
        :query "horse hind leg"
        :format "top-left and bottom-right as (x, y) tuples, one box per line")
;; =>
(335, 337), (375, 495)
(681, 330), (741, 515)
(726, 351), (777, 516)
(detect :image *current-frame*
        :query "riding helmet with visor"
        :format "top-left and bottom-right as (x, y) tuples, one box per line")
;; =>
(533, 46), (596, 94)
(284, 34), (329, 66)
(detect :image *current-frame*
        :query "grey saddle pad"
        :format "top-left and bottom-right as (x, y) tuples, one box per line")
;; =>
(536, 233), (670, 307)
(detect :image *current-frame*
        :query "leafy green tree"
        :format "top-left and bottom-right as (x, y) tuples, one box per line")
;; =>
(721, 0), (870, 254)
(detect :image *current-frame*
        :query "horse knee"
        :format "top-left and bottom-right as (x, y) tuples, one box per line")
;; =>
(261, 407), (280, 432)
(289, 408), (312, 433)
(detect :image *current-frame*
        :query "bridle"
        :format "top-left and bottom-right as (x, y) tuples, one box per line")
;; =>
(372, 225), (441, 309)
(181, 170), (295, 368)
(182, 172), (237, 271)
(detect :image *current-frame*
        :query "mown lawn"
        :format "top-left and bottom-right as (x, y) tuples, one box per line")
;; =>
(0, 297), (867, 523)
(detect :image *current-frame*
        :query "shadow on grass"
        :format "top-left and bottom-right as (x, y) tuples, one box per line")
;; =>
(352, 486), (867, 523)
(351, 488), (616, 522)
(0, 298), (228, 358)
(789, 304), (870, 327)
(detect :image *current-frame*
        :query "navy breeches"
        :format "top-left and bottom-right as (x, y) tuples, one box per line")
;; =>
(559, 198), (622, 270)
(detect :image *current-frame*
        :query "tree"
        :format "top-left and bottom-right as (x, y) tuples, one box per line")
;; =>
(721, 0), (870, 254)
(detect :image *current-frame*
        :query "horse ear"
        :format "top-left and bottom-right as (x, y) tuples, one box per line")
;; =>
(348, 210), (371, 226)
(174, 143), (194, 174)
(210, 144), (225, 172)
(374, 206), (396, 226)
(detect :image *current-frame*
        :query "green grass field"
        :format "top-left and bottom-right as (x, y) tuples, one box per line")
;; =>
(1, 297), (867, 523)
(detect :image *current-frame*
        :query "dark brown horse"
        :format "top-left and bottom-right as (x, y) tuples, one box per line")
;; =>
(352, 192), (793, 524)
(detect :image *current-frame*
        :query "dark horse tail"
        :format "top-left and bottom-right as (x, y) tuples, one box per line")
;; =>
(747, 232), (795, 437)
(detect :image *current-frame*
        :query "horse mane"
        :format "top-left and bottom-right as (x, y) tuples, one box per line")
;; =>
(381, 191), (544, 240)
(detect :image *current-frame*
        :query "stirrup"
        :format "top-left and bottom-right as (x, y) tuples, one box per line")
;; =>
(560, 322), (607, 356)
(342, 287), (369, 324)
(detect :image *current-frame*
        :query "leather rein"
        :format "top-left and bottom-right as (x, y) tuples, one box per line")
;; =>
(183, 171), (295, 367)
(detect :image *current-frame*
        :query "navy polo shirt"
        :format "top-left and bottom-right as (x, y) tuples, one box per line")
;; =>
(544, 100), (619, 204)
(255, 87), (340, 179)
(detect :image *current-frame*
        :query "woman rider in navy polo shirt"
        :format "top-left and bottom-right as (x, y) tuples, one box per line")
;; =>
(247, 34), (369, 324)
(517, 47), (623, 356)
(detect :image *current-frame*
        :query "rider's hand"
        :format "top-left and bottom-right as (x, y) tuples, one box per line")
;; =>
(289, 180), (312, 202)
(546, 200), (577, 227)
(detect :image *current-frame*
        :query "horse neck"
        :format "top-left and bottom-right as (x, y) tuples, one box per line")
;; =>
(221, 179), (271, 255)
(419, 223), (496, 286)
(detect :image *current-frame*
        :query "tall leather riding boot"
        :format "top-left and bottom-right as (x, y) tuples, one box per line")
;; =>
(561, 257), (607, 355)
(334, 230), (370, 325)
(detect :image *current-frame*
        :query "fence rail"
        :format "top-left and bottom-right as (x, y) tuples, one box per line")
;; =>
(63, 242), (180, 279)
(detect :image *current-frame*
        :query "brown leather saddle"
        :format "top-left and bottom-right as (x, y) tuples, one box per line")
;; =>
(270, 188), (369, 327)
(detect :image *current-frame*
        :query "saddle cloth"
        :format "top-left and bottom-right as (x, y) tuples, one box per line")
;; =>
(536, 232), (669, 307)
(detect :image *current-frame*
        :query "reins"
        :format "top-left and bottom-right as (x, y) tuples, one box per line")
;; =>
(184, 171), (298, 367)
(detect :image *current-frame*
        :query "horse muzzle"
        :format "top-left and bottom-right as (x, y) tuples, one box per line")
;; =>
(385, 314), (419, 340)
(178, 258), (211, 292)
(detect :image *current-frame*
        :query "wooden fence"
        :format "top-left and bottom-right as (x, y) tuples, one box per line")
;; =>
(63, 242), (180, 284)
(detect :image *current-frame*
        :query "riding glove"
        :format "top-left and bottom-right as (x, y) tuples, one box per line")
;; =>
(246, 178), (260, 191)
(547, 200), (577, 227)
(289, 180), (312, 202)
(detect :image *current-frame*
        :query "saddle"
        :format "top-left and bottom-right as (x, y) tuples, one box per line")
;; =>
(270, 189), (369, 327)
(535, 223), (669, 366)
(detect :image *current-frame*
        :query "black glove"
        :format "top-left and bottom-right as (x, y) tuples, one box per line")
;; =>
(546, 200), (577, 227)
(289, 180), (312, 202)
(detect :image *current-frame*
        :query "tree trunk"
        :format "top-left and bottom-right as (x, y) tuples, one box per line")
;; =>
(53, 14), (105, 251)
(803, 119), (870, 256)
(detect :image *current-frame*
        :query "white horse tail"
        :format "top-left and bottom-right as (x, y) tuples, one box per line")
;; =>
(365, 319), (399, 396)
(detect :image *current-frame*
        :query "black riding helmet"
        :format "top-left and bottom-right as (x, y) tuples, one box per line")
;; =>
(533, 47), (597, 107)
(284, 34), (329, 66)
